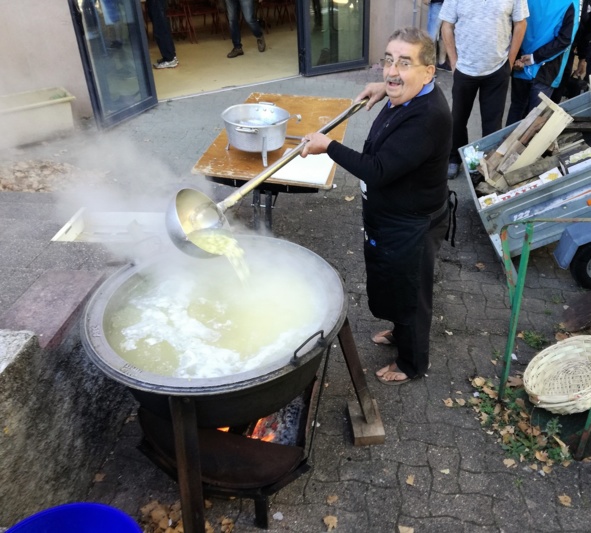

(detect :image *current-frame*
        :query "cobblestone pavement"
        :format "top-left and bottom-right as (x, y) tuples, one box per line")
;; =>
(2, 67), (591, 532)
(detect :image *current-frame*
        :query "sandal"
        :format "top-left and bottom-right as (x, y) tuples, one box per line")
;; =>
(375, 363), (411, 386)
(371, 330), (395, 345)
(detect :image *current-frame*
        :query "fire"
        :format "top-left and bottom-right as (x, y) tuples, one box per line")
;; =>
(217, 427), (230, 432)
(249, 418), (277, 442)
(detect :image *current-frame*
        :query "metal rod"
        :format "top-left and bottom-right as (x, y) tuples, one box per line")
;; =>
(217, 98), (369, 213)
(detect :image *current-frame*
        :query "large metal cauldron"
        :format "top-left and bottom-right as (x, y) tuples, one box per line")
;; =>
(81, 236), (347, 428)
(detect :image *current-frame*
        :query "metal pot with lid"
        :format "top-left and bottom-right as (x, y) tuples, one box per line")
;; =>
(222, 102), (301, 167)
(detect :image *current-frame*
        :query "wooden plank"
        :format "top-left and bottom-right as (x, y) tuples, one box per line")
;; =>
(495, 101), (546, 156)
(192, 93), (353, 190)
(503, 155), (560, 186)
(497, 141), (526, 174)
(347, 399), (385, 446)
(507, 105), (574, 173)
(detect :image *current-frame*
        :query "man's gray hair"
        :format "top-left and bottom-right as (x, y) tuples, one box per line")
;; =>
(388, 27), (436, 66)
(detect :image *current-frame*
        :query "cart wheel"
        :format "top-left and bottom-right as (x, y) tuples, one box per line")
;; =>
(569, 243), (591, 289)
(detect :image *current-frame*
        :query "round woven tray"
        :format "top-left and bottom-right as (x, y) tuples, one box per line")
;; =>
(523, 336), (591, 415)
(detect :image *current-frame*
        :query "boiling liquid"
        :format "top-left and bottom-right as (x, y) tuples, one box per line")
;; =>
(105, 257), (325, 379)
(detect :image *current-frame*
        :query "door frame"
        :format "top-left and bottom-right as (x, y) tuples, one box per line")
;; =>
(297, 0), (370, 76)
(68, 0), (158, 129)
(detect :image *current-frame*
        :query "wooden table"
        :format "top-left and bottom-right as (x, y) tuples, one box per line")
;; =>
(192, 92), (353, 228)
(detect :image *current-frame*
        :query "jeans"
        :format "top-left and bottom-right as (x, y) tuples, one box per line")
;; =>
(225, 0), (263, 48)
(449, 61), (511, 164)
(146, 0), (176, 61)
(427, 2), (443, 41)
(507, 77), (554, 125)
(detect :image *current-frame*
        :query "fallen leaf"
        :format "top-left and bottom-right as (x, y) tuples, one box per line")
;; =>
(517, 331), (524, 339)
(204, 499), (213, 509)
(515, 398), (526, 410)
(482, 386), (498, 399)
(440, 469), (450, 474)
(530, 464), (538, 470)
(535, 450), (549, 462)
(93, 472), (106, 483)
(398, 527), (414, 533)
(543, 465), (553, 474)
(443, 398), (454, 407)
(558, 494), (572, 507)
(472, 376), (486, 388)
(326, 494), (339, 505)
(205, 521), (215, 533)
(491, 359), (498, 365)
(503, 458), (516, 468)
(221, 517), (235, 533)
(344, 195), (355, 201)
(553, 435), (570, 456)
(507, 375), (523, 387)
(455, 398), (466, 406)
(475, 262), (485, 271)
(323, 515), (338, 530)
(555, 332), (569, 341)
(406, 474), (415, 486)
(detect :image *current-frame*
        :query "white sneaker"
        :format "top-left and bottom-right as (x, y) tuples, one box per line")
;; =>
(153, 57), (178, 69)
(447, 162), (459, 180)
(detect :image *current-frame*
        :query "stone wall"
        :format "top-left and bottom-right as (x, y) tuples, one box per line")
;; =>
(0, 329), (134, 526)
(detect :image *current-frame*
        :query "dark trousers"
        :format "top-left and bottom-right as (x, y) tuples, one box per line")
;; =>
(393, 212), (449, 379)
(146, 0), (176, 61)
(225, 0), (263, 48)
(449, 61), (511, 164)
(506, 77), (554, 125)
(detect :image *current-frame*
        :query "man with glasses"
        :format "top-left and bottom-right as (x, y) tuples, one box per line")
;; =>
(439, 0), (528, 179)
(302, 27), (452, 385)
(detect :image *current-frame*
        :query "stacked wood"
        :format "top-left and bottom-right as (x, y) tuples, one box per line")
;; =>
(477, 93), (574, 192)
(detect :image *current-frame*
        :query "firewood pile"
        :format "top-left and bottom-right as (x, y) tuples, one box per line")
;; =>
(471, 92), (591, 209)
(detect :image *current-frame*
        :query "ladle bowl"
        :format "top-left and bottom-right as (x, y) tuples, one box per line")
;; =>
(166, 98), (369, 257)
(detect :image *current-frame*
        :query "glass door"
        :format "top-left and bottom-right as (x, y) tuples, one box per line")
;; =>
(69, 0), (158, 128)
(297, 0), (369, 75)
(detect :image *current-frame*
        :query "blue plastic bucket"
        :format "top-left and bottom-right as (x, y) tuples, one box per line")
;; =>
(6, 503), (142, 533)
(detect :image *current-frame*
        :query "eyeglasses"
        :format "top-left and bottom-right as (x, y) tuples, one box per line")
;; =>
(379, 57), (423, 71)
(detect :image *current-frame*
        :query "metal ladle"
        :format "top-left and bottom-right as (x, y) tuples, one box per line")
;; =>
(165, 98), (369, 257)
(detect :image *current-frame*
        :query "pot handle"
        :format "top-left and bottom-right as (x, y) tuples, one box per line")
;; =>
(235, 126), (259, 134)
(291, 330), (326, 366)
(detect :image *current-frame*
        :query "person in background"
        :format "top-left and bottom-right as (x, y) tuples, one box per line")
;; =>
(426, 0), (451, 72)
(552, 0), (591, 103)
(145, 0), (178, 69)
(507, 0), (579, 124)
(301, 27), (452, 385)
(439, 0), (528, 179)
(225, 0), (266, 58)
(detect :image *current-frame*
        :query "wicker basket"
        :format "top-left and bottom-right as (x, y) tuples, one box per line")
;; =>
(523, 336), (591, 415)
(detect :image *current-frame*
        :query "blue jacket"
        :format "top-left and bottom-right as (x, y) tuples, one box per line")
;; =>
(514, 0), (579, 88)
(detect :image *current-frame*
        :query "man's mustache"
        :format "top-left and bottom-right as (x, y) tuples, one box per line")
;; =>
(385, 76), (402, 84)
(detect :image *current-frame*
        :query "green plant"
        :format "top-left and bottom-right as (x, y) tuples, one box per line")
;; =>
(521, 330), (547, 350)
(467, 376), (573, 469)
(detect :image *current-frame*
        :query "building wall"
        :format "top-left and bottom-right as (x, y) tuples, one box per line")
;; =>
(0, 0), (427, 122)
(369, 0), (427, 63)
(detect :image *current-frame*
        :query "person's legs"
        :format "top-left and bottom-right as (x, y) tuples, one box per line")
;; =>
(146, 0), (176, 61)
(506, 77), (531, 126)
(427, 3), (443, 40)
(239, 0), (263, 38)
(528, 80), (554, 111)
(449, 69), (479, 165)
(393, 212), (448, 380)
(225, 0), (242, 48)
(478, 61), (510, 133)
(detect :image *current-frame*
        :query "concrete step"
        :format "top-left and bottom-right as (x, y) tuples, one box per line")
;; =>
(0, 270), (105, 350)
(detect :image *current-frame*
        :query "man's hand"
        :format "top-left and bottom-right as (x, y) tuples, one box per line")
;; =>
(520, 54), (533, 66)
(355, 82), (387, 111)
(301, 133), (332, 158)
